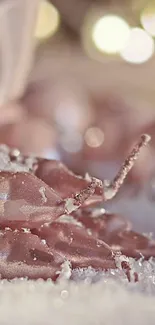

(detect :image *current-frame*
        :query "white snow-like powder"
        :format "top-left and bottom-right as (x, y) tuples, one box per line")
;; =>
(39, 187), (47, 203)
(0, 145), (38, 173)
(56, 261), (72, 281)
(0, 259), (154, 324)
(24, 157), (37, 171)
(58, 215), (83, 227)
(85, 173), (92, 182)
(65, 198), (78, 214)
(0, 145), (29, 173)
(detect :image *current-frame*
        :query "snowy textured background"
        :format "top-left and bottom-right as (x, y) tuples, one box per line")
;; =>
(0, 259), (155, 325)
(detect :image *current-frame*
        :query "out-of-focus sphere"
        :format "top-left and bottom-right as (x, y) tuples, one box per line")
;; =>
(92, 15), (130, 54)
(35, 0), (60, 40)
(120, 28), (154, 64)
(85, 127), (104, 148)
(141, 5), (155, 36)
(60, 131), (83, 153)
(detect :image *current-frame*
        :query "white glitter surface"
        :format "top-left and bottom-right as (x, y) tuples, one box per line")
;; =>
(0, 259), (155, 325)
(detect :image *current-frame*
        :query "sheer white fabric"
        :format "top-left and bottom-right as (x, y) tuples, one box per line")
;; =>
(0, 0), (39, 106)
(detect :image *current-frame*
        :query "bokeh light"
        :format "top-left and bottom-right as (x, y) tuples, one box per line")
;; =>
(54, 102), (82, 130)
(92, 15), (130, 54)
(120, 28), (154, 64)
(141, 5), (155, 36)
(85, 127), (104, 148)
(35, 0), (60, 40)
(60, 132), (83, 153)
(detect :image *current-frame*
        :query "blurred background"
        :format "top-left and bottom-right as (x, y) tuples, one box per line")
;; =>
(1, 0), (155, 230)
